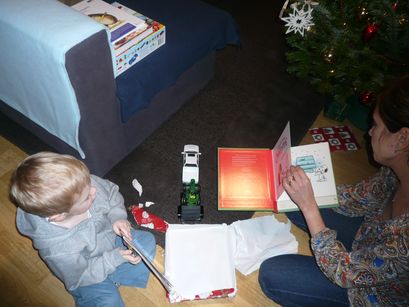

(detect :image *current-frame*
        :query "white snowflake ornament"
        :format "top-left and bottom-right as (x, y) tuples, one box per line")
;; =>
(280, 1), (316, 37)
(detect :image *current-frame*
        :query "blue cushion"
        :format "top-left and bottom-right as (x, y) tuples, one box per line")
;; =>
(111, 0), (240, 122)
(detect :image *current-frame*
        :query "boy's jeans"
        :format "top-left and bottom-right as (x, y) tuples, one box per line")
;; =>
(70, 229), (156, 307)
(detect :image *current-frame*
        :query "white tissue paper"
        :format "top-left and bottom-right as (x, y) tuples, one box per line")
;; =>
(165, 224), (237, 302)
(163, 216), (298, 302)
(231, 215), (298, 275)
(132, 178), (143, 196)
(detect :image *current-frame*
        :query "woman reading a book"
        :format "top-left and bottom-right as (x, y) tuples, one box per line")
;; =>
(258, 74), (409, 306)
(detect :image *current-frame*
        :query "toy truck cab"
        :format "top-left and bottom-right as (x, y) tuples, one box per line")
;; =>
(182, 144), (201, 184)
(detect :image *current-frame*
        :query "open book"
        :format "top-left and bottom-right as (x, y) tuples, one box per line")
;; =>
(122, 236), (175, 295)
(218, 122), (338, 212)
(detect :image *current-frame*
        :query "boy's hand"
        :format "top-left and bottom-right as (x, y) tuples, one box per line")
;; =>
(113, 219), (132, 241)
(119, 249), (141, 265)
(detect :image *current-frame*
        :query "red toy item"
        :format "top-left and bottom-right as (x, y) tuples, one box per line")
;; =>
(130, 205), (169, 233)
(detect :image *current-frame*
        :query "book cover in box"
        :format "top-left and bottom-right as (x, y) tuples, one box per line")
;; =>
(218, 123), (338, 212)
(72, 0), (148, 43)
(110, 2), (166, 76)
(72, 0), (165, 76)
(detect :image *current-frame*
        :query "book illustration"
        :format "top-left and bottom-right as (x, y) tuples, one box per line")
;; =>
(113, 25), (153, 49)
(110, 22), (136, 41)
(72, 0), (148, 35)
(314, 165), (328, 182)
(88, 13), (118, 27)
(295, 155), (316, 172)
(292, 145), (331, 183)
(295, 154), (329, 182)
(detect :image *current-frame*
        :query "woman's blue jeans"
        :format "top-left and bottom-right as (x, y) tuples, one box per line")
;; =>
(258, 209), (363, 306)
(70, 229), (156, 307)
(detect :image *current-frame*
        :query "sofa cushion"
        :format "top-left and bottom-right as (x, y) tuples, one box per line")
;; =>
(112, 0), (240, 122)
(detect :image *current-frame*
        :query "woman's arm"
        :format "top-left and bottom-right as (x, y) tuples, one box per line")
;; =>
(283, 165), (325, 235)
(310, 226), (409, 288)
(283, 166), (408, 289)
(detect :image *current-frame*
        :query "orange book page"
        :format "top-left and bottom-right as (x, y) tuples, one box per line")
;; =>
(218, 148), (277, 211)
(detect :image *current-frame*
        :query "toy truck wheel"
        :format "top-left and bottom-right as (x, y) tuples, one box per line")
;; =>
(180, 192), (186, 205)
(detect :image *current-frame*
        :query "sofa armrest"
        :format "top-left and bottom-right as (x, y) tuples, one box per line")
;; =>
(0, 0), (107, 157)
(65, 28), (127, 160)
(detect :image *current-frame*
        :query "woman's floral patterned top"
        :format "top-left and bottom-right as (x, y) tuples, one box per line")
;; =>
(311, 167), (409, 306)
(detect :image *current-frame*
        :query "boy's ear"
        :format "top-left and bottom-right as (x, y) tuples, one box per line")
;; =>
(48, 213), (67, 222)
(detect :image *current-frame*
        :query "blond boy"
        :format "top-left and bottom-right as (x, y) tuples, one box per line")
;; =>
(10, 152), (156, 306)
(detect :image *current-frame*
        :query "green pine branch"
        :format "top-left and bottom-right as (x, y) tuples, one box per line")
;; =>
(283, 0), (409, 108)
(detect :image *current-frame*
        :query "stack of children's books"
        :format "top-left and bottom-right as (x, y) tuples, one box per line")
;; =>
(72, 0), (166, 76)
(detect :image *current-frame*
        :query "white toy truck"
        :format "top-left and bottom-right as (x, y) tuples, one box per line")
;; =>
(178, 144), (203, 222)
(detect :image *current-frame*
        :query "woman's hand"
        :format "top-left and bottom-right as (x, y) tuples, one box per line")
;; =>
(283, 166), (316, 211)
(283, 165), (325, 235)
(113, 219), (132, 241)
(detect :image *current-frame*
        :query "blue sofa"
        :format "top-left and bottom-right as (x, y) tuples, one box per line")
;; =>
(0, 0), (239, 175)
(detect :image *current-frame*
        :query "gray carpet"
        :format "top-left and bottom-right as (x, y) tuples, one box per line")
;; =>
(105, 0), (324, 246)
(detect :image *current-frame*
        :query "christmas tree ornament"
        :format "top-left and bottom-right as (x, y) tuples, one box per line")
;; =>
(324, 49), (334, 63)
(362, 22), (379, 42)
(360, 7), (368, 17)
(359, 90), (375, 105)
(392, 1), (399, 12)
(280, 1), (318, 37)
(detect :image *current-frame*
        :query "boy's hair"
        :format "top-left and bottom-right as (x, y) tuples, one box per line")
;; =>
(9, 152), (90, 217)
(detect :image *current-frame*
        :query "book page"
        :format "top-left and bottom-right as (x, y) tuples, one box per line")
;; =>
(272, 121), (291, 200)
(277, 142), (338, 211)
(218, 148), (276, 210)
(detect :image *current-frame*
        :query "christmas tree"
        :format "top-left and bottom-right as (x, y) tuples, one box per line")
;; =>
(282, 0), (409, 121)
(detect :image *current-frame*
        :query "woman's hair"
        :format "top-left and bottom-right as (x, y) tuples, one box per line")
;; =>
(9, 152), (90, 217)
(377, 74), (409, 133)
